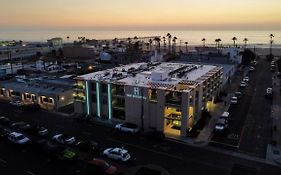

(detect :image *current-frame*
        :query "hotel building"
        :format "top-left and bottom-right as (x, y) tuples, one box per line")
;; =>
(74, 62), (223, 137)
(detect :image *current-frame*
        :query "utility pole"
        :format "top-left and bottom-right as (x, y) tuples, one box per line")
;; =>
(8, 51), (13, 74)
(140, 87), (144, 131)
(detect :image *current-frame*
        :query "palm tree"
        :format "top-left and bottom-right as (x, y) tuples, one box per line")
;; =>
(172, 37), (177, 53)
(185, 42), (188, 53)
(127, 37), (132, 48)
(162, 37), (166, 52)
(154, 37), (161, 52)
(202, 38), (206, 47)
(232, 37), (237, 47)
(215, 38), (221, 48)
(166, 33), (172, 53)
(149, 39), (153, 51)
(269, 34), (274, 56)
(243, 38), (248, 48)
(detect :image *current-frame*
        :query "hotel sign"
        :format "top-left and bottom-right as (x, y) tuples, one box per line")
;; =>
(126, 87), (147, 100)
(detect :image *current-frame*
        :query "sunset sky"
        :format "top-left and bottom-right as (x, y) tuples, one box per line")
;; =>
(1, 0), (281, 30)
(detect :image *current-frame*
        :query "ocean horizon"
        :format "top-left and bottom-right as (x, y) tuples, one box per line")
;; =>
(1, 30), (281, 46)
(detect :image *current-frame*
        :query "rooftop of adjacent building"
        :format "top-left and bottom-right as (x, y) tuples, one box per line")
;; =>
(78, 62), (222, 90)
(0, 75), (74, 95)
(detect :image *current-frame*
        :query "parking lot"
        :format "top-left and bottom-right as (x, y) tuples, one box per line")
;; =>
(1, 97), (281, 175)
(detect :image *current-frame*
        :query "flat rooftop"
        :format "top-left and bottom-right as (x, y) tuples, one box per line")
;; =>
(0, 76), (74, 96)
(78, 62), (222, 89)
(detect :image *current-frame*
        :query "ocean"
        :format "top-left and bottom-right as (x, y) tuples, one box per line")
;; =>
(0, 29), (281, 46)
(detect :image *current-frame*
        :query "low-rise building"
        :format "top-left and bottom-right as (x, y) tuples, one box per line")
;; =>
(74, 62), (223, 137)
(0, 76), (74, 111)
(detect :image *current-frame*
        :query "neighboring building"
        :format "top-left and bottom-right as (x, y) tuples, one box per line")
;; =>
(221, 47), (242, 64)
(74, 62), (222, 137)
(0, 76), (74, 111)
(47, 37), (63, 48)
(35, 59), (64, 73)
(0, 63), (23, 75)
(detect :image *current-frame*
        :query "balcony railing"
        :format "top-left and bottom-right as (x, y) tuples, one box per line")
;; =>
(73, 84), (85, 90)
(165, 97), (181, 106)
(74, 96), (85, 102)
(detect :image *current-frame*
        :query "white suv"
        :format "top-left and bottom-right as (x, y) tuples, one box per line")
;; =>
(8, 132), (30, 144)
(103, 147), (131, 162)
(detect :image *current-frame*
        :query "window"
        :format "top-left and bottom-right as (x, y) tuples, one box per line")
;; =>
(101, 84), (107, 93)
(102, 96), (108, 104)
(91, 83), (96, 91)
(49, 98), (53, 104)
(92, 94), (96, 102)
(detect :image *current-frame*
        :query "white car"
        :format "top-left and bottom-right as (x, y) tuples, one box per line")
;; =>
(103, 147), (131, 162)
(230, 96), (238, 104)
(214, 118), (228, 133)
(52, 134), (76, 145)
(8, 132), (30, 144)
(10, 100), (23, 107)
(243, 77), (249, 82)
(240, 81), (247, 87)
(115, 123), (139, 134)
(266, 88), (273, 95)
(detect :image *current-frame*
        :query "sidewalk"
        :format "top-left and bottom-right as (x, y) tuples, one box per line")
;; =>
(266, 70), (281, 165)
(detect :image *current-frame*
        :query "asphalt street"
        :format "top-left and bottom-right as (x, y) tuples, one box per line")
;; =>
(0, 99), (280, 175)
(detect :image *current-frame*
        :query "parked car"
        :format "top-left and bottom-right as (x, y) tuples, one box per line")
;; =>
(243, 76), (249, 82)
(115, 122), (139, 134)
(103, 147), (131, 162)
(249, 66), (255, 71)
(52, 134), (76, 145)
(220, 112), (230, 121)
(28, 125), (48, 136)
(0, 127), (10, 139)
(230, 96), (238, 104)
(265, 87), (273, 98)
(87, 158), (118, 175)
(11, 122), (32, 131)
(214, 118), (228, 133)
(41, 141), (77, 161)
(75, 140), (99, 153)
(234, 92), (242, 99)
(0, 116), (10, 126)
(240, 81), (247, 87)
(8, 132), (30, 144)
(10, 100), (24, 107)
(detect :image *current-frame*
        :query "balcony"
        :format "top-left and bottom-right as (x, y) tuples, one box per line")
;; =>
(74, 96), (85, 102)
(166, 97), (181, 106)
(73, 84), (85, 91)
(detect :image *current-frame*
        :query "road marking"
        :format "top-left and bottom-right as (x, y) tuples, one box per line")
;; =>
(107, 138), (184, 161)
(27, 171), (36, 175)
(0, 158), (7, 165)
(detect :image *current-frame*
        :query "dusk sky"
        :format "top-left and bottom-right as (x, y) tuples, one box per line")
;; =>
(1, 0), (281, 30)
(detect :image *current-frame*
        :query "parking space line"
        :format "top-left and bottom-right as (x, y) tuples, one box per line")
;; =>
(107, 138), (184, 161)
(0, 158), (7, 165)
(27, 171), (36, 175)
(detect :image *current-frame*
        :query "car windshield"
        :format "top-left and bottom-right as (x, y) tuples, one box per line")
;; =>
(101, 162), (110, 170)
(122, 153), (129, 158)
(16, 135), (25, 140)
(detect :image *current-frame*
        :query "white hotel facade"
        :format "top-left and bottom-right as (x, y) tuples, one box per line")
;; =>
(74, 62), (223, 137)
